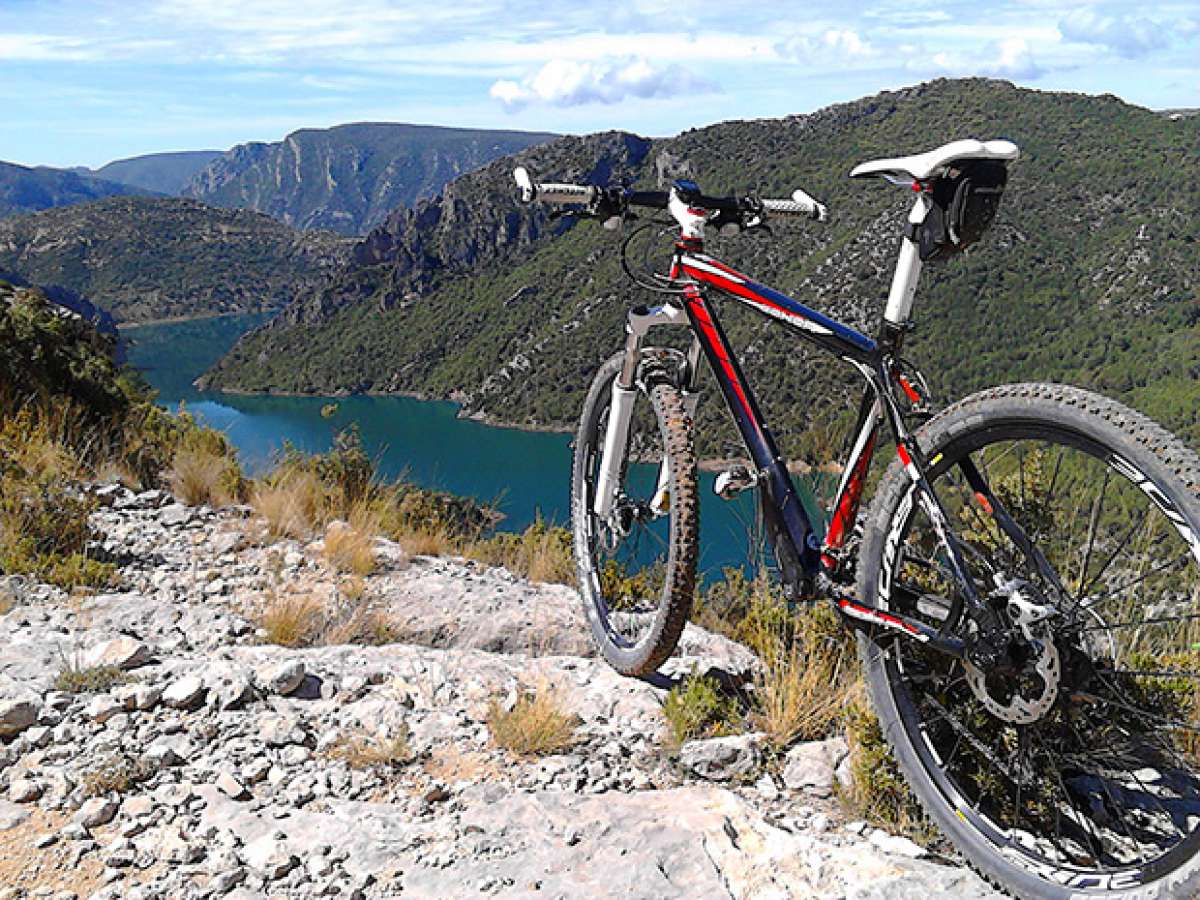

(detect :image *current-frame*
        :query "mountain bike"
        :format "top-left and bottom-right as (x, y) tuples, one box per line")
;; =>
(513, 138), (1200, 899)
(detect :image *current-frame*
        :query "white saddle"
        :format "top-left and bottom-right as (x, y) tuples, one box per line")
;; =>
(850, 139), (1019, 182)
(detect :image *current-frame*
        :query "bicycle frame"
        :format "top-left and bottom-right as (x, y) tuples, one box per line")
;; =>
(599, 203), (1008, 662)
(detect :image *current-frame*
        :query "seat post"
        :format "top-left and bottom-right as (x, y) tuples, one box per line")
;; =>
(882, 195), (929, 328)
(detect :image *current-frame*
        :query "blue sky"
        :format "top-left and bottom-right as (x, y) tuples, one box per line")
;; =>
(3, 0), (1198, 169)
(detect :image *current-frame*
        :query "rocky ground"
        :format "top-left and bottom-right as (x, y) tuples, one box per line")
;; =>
(0, 487), (1002, 899)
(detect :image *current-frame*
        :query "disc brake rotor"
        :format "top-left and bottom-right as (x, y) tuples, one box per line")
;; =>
(964, 579), (1062, 725)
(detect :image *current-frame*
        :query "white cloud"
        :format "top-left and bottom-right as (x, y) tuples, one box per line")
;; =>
(1058, 8), (1169, 59)
(776, 27), (877, 62)
(489, 56), (714, 109)
(928, 36), (1044, 79)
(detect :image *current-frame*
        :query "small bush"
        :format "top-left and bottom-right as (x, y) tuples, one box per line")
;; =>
(487, 687), (578, 756)
(326, 727), (413, 771)
(252, 469), (324, 539)
(53, 659), (126, 694)
(466, 519), (573, 584)
(661, 674), (742, 746)
(82, 754), (157, 796)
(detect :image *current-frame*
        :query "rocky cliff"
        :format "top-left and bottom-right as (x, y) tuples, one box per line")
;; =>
(0, 486), (1001, 899)
(184, 124), (558, 236)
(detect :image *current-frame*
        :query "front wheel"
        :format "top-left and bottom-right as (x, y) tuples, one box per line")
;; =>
(857, 383), (1200, 899)
(572, 351), (698, 676)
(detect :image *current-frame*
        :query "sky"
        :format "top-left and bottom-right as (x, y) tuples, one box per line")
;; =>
(2, 0), (1198, 169)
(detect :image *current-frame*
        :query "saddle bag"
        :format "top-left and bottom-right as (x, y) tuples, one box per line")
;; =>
(917, 159), (1008, 262)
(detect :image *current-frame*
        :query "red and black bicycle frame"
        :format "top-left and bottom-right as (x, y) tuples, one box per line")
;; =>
(668, 240), (988, 660)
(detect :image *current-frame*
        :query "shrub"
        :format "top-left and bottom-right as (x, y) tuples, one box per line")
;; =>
(82, 754), (157, 796)
(487, 687), (578, 756)
(839, 683), (931, 841)
(661, 674), (742, 746)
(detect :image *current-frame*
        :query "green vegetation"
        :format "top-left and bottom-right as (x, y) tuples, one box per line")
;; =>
(0, 197), (349, 324)
(205, 79), (1200, 460)
(0, 280), (236, 587)
(662, 674), (743, 745)
(53, 661), (126, 694)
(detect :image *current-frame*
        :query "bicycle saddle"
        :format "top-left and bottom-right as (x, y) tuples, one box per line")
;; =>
(850, 139), (1019, 182)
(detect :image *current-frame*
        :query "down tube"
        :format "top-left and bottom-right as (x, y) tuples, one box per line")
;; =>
(681, 288), (820, 577)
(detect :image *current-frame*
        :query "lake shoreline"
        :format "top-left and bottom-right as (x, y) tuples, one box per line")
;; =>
(204, 386), (842, 472)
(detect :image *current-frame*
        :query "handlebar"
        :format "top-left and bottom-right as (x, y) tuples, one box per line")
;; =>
(512, 166), (827, 225)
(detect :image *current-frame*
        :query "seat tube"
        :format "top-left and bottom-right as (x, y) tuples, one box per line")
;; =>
(883, 196), (929, 327)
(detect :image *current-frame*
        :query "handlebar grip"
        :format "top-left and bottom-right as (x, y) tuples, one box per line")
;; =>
(536, 182), (596, 204)
(761, 190), (828, 223)
(513, 167), (595, 205)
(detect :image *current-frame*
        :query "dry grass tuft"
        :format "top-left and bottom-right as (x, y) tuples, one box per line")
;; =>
(746, 603), (855, 751)
(257, 591), (326, 648)
(465, 519), (573, 585)
(395, 526), (457, 558)
(322, 516), (377, 576)
(325, 727), (413, 771)
(169, 444), (238, 507)
(486, 685), (578, 756)
(82, 755), (157, 796)
(255, 579), (398, 648)
(53, 659), (126, 694)
(252, 470), (324, 539)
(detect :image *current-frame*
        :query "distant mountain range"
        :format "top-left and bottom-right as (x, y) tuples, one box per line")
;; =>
(200, 79), (1200, 457)
(2, 124), (556, 236)
(74, 151), (223, 195)
(182, 123), (557, 235)
(0, 197), (349, 324)
(0, 161), (151, 219)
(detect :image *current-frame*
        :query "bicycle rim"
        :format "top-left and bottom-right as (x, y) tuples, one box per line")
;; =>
(878, 422), (1200, 887)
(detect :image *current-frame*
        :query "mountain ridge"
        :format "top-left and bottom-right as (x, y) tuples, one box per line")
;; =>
(200, 78), (1200, 459)
(183, 122), (559, 235)
(0, 197), (351, 324)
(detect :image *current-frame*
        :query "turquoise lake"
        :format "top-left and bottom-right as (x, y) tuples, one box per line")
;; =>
(121, 314), (789, 578)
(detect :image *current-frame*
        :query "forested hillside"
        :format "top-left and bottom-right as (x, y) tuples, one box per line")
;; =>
(0, 198), (350, 324)
(184, 123), (558, 235)
(202, 79), (1200, 459)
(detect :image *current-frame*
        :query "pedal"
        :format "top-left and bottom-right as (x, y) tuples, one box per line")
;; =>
(713, 465), (758, 500)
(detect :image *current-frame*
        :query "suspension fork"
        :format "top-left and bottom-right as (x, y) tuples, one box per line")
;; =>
(593, 303), (689, 520)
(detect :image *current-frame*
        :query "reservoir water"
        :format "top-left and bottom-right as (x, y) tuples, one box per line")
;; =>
(121, 314), (815, 579)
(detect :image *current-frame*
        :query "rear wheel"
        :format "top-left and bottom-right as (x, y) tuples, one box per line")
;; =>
(572, 351), (698, 676)
(857, 383), (1200, 899)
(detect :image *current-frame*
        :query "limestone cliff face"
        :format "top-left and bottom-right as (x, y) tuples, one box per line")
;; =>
(184, 123), (557, 236)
